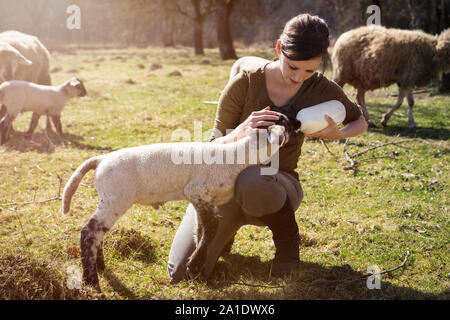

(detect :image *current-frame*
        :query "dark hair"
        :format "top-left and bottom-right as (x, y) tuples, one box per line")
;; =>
(278, 13), (330, 71)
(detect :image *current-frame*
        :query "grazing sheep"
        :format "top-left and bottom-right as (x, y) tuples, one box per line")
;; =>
(0, 77), (86, 144)
(62, 109), (300, 289)
(0, 30), (53, 133)
(332, 25), (450, 128)
(228, 56), (270, 84)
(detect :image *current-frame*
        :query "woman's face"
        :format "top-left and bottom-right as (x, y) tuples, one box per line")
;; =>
(276, 40), (322, 87)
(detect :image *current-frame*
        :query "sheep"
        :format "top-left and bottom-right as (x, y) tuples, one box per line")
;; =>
(228, 56), (270, 84)
(61, 109), (300, 289)
(0, 77), (87, 144)
(0, 30), (53, 134)
(332, 25), (450, 128)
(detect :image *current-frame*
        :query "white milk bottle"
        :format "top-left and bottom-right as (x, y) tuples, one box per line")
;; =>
(296, 100), (346, 134)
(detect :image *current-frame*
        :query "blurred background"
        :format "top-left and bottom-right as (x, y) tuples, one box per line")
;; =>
(0, 0), (448, 51)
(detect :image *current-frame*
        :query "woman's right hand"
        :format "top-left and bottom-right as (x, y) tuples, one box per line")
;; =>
(233, 107), (280, 141)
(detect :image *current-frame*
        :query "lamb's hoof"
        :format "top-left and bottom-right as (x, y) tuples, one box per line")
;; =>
(83, 278), (101, 292)
(83, 273), (101, 290)
(186, 261), (203, 280)
(186, 254), (206, 281)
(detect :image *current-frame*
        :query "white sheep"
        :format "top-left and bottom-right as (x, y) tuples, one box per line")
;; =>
(0, 30), (53, 135)
(61, 109), (300, 289)
(228, 56), (270, 84)
(332, 25), (450, 128)
(0, 77), (87, 144)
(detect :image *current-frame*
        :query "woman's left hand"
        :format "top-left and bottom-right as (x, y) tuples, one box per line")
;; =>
(304, 115), (343, 140)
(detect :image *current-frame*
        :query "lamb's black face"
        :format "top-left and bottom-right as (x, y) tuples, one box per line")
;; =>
(263, 108), (301, 147)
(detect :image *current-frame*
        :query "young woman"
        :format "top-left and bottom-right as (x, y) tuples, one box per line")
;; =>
(168, 13), (368, 283)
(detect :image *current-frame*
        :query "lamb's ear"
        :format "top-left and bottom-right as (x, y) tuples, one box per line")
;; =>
(15, 52), (32, 66)
(294, 119), (302, 133)
(69, 78), (79, 87)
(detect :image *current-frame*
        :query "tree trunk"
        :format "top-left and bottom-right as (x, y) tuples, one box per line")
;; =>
(162, 1), (175, 47)
(192, 0), (205, 55)
(216, 0), (238, 60)
(193, 17), (205, 55)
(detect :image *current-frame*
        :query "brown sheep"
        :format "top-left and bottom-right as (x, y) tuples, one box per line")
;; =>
(332, 25), (450, 128)
(0, 30), (53, 137)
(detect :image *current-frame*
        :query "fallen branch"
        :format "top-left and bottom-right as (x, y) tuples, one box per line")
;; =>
(351, 140), (411, 158)
(0, 174), (63, 207)
(321, 139), (338, 159)
(343, 150), (356, 170)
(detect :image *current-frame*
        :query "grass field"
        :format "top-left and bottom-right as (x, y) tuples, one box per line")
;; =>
(0, 46), (448, 300)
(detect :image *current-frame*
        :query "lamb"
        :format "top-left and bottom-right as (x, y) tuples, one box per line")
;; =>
(228, 56), (270, 84)
(0, 30), (53, 135)
(0, 77), (87, 144)
(332, 25), (450, 128)
(61, 109), (300, 289)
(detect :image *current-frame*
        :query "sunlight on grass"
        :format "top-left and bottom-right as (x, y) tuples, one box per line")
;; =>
(0, 46), (448, 300)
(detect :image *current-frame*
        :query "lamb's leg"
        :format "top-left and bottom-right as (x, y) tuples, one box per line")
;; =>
(45, 116), (53, 134)
(96, 240), (106, 271)
(381, 87), (406, 127)
(25, 113), (41, 140)
(356, 89), (376, 128)
(406, 90), (416, 129)
(0, 114), (14, 145)
(80, 202), (130, 289)
(186, 199), (218, 279)
(51, 115), (63, 136)
(0, 105), (6, 120)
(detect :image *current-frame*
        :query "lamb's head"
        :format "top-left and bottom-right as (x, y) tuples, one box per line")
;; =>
(0, 42), (32, 81)
(435, 28), (450, 72)
(63, 77), (87, 98)
(259, 107), (301, 147)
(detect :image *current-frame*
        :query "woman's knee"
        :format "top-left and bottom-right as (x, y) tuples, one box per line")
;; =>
(235, 166), (287, 216)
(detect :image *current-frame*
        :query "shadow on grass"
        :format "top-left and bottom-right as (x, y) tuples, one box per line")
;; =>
(364, 100), (449, 141)
(375, 125), (450, 141)
(208, 254), (449, 300)
(2, 129), (115, 153)
(102, 268), (139, 300)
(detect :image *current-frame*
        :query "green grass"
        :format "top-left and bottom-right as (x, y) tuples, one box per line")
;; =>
(0, 46), (449, 299)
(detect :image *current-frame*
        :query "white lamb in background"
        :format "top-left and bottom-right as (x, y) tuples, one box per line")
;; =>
(0, 77), (87, 144)
(228, 56), (270, 84)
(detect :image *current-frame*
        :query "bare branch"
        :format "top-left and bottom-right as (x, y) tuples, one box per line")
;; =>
(0, 175), (63, 207)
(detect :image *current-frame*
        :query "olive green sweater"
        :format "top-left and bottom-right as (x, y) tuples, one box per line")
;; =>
(210, 63), (362, 178)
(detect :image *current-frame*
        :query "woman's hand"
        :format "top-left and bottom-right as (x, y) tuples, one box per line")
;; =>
(304, 115), (343, 140)
(304, 114), (368, 140)
(232, 106), (280, 141)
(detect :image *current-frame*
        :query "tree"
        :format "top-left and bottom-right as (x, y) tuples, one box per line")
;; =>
(171, 0), (215, 55)
(215, 0), (238, 60)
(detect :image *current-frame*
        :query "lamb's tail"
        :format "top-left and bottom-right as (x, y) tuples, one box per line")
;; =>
(62, 156), (104, 214)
